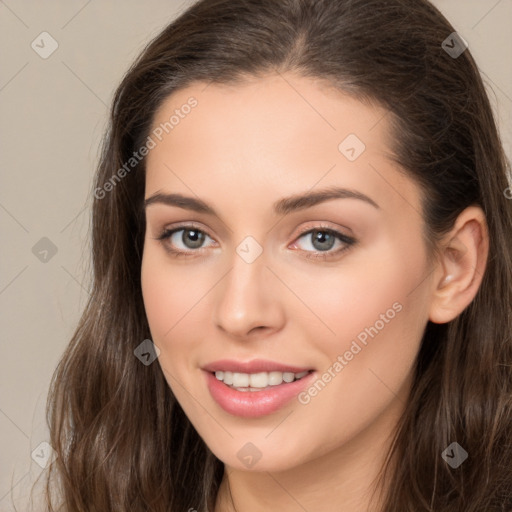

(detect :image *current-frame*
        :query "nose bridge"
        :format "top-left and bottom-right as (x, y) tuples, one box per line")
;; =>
(213, 240), (283, 337)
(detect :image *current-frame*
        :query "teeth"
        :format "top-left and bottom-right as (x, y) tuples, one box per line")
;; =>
(249, 372), (268, 388)
(282, 372), (295, 383)
(214, 370), (310, 389)
(232, 372), (250, 387)
(268, 371), (283, 385)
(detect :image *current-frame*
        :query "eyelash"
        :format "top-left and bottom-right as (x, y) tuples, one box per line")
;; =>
(154, 223), (356, 261)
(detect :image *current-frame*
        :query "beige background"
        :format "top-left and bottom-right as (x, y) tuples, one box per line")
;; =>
(1, 1), (511, 510)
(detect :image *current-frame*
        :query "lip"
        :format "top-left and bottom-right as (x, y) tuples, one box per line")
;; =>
(202, 358), (312, 374)
(203, 363), (316, 418)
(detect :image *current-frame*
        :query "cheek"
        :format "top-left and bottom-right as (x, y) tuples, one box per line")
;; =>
(290, 252), (428, 454)
(140, 245), (223, 392)
(289, 232), (430, 353)
(140, 252), (196, 398)
(141, 256), (176, 339)
(291, 233), (430, 425)
(140, 248), (202, 350)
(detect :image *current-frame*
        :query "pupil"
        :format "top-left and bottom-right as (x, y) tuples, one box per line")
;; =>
(313, 230), (335, 251)
(184, 229), (204, 249)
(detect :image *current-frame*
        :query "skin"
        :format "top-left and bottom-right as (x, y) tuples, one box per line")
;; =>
(140, 72), (488, 512)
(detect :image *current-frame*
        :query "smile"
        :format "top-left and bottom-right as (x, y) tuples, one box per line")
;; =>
(202, 360), (317, 417)
(213, 370), (310, 391)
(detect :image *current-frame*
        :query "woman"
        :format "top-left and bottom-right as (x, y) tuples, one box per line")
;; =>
(44, 0), (512, 510)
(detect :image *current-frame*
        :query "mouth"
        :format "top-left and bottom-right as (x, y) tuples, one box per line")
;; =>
(211, 369), (313, 392)
(202, 359), (316, 417)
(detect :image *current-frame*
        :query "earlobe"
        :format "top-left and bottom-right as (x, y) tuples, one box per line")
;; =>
(429, 206), (489, 324)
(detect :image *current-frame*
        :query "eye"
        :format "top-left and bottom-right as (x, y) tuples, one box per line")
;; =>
(155, 225), (216, 257)
(292, 226), (356, 260)
(154, 223), (356, 260)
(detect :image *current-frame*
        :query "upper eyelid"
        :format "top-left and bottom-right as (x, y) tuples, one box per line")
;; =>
(157, 223), (355, 250)
(292, 226), (356, 251)
(158, 221), (213, 236)
(158, 222), (352, 239)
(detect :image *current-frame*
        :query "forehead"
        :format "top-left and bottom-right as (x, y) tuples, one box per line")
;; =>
(149, 73), (393, 157)
(144, 72), (422, 222)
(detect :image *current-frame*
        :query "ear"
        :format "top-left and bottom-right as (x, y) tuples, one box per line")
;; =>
(429, 206), (489, 324)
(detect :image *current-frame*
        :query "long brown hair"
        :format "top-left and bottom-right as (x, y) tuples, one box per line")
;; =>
(42, 0), (512, 510)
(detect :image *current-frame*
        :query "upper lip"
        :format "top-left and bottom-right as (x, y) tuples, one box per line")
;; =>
(202, 359), (313, 374)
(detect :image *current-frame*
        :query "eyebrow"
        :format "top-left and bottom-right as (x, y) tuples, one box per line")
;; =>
(144, 186), (380, 216)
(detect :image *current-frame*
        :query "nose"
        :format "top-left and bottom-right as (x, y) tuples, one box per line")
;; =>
(212, 249), (286, 339)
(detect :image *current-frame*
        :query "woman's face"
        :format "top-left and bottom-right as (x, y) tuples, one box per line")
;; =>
(141, 73), (434, 472)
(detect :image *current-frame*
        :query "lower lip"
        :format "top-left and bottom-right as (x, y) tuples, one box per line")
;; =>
(204, 370), (316, 418)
